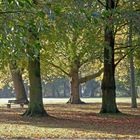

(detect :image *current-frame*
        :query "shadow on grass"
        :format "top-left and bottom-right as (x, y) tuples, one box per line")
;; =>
(0, 103), (140, 138)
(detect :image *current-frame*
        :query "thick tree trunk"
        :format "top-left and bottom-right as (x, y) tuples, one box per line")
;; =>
(100, 0), (120, 113)
(23, 54), (47, 117)
(9, 62), (28, 103)
(67, 60), (84, 104)
(68, 70), (84, 104)
(101, 28), (119, 113)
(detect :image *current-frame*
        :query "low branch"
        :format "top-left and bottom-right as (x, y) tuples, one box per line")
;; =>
(97, 0), (106, 7)
(114, 22), (128, 34)
(115, 0), (120, 7)
(114, 46), (130, 50)
(115, 44), (140, 67)
(79, 68), (103, 83)
(48, 62), (70, 76)
(115, 47), (137, 67)
(115, 53), (128, 67)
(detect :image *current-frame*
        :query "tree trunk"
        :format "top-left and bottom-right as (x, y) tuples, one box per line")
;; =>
(9, 62), (28, 103)
(100, 0), (120, 113)
(128, 14), (137, 108)
(130, 56), (137, 108)
(101, 28), (119, 113)
(68, 69), (82, 104)
(67, 60), (84, 104)
(23, 54), (47, 117)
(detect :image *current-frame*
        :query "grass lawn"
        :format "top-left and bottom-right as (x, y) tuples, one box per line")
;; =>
(0, 98), (140, 139)
(1, 97), (140, 104)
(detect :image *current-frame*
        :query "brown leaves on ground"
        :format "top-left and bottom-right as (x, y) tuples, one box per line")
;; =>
(0, 103), (140, 139)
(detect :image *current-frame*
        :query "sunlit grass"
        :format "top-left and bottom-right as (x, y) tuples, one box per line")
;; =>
(0, 97), (140, 105)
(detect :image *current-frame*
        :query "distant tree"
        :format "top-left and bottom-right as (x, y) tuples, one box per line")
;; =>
(128, 0), (137, 108)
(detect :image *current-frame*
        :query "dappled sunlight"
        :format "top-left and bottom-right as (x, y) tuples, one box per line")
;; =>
(0, 0), (139, 138)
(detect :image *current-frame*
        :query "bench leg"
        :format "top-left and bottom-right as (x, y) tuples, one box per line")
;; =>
(20, 104), (24, 108)
(7, 104), (11, 108)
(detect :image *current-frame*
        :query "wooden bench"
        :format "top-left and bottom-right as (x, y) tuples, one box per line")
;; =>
(7, 99), (29, 108)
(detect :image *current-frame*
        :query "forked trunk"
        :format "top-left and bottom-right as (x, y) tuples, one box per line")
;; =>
(23, 54), (47, 117)
(10, 62), (28, 103)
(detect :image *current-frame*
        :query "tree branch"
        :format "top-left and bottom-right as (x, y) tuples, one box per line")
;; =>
(114, 46), (130, 50)
(79, 68), (103, 83)
(97, 0), (106, 7)
(115, 53), (128, 67)
(115, 44), (139, 67)
(0, 10), (34, 15)
(48, 62), (70, 76)
(115, 0), (120, 7)
(114, 22), (128, 34)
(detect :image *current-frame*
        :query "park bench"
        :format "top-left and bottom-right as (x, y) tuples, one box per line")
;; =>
(7, 99), (29, 108)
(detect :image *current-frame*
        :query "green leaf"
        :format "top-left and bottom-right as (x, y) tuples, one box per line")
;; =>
(37, 11), (46, 18)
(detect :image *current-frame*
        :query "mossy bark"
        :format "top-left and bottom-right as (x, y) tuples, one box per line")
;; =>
(23, 55), (47, 117)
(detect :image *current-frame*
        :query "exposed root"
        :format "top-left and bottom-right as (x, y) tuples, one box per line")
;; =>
(67, 98), (86, 104)
(100, 108), (121, 114)
(22, 109), (48, 117)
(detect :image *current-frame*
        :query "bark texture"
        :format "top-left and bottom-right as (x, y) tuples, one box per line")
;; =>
(100, 0), (120, 113)
(67, 59), (84, 104)
(130, 56), (137, 108)
(128, 9), (137, 108)
(23, 54), (47, 117)
(10, 62), (28, 103)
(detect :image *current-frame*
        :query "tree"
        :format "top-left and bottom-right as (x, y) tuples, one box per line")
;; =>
(0, 0), (47, 116)
(42, 0), (103, 104)
(128, 0), (137, 108)
(23, 51), (47, 117)
(9, 61), (28, 103)
(100, 0), (120, 113)
(23, 1), (47, 116)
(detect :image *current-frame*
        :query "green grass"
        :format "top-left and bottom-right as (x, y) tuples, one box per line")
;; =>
(44, 97), (140, 104)
(0, 101), (140, 139)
